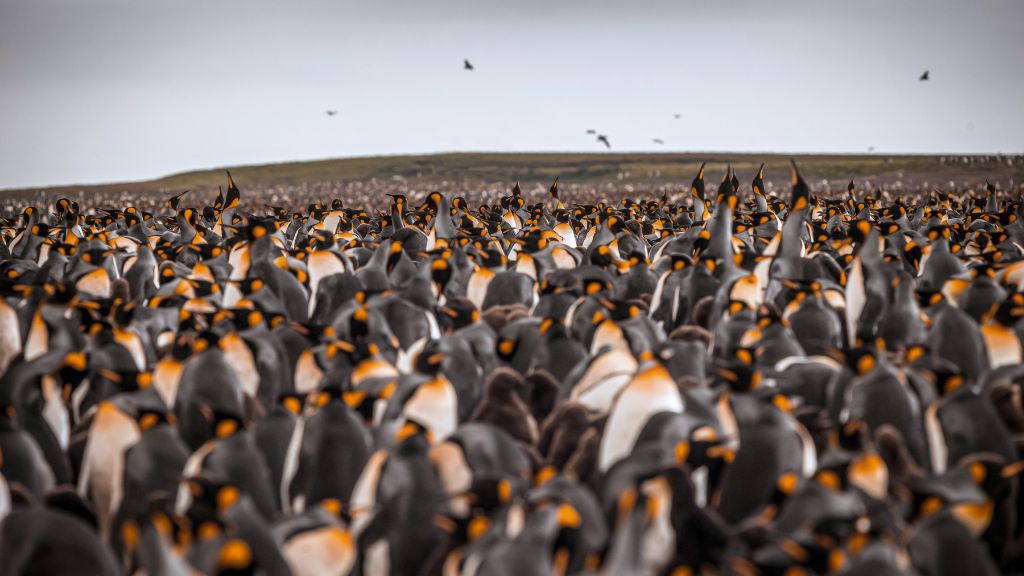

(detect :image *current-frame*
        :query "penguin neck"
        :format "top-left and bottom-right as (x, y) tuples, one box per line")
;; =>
(391, 205), (406, 230)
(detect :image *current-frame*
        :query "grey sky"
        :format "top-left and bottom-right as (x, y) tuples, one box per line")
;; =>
(1, 0), (1022, 189)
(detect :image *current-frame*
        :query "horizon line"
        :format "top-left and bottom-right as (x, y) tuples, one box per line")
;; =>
(4, 148), (1023, 193)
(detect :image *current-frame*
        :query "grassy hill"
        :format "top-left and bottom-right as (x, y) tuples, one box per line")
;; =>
(3, 152), (1020, 206)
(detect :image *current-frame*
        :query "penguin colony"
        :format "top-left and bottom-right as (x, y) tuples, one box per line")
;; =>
(1, 164), (1023, 576)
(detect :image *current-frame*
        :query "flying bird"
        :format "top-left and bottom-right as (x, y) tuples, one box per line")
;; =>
(464, 59), (474, 71)
(325, 110), (338, 116)
(653, 139), (664, 145)
(597, 134), (611, 149)
(919, 70), (929, 81)
(674, 114), (681, 119)
(585, 129), (596, 135)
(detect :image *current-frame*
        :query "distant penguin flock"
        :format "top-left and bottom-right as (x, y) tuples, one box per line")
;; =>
(1, 164), (1024, 575)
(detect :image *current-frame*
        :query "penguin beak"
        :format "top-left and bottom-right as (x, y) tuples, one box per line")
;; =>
(1002, 461), (1024, 478)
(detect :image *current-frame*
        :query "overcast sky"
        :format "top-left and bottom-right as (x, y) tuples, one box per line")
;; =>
(1, 0), (1022, 188)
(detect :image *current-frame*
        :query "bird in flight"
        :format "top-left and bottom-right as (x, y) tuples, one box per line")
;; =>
(464, 59), (474, 71)
(919, 70), (929, 81)
(325, 110), (338, 116)
(868, 146), (875, 152)
(597, 134), (611, 149)
(674, 114), (681, 119)
(653, 138), (664, 145)
(585, 129), (596, 135)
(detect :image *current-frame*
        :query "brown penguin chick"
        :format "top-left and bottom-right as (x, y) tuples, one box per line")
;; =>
(525, 370), (560, 424)
(480, 306), (509, 331)
(874, 425), (925, 483)
(469, 368), (538, 445)
(989, 382), (1024, 434)
(794, 405), (833, 456)
(517, 442), (546, 473)
(111, 278), (131, 303)
(675, 375), (703, 392)
(539, 403), (593, 469)
(565, 427), (601, 484)
(481, 304), (531, 332)
(666, 325), (713, 386)
(692, 295), (716, 329)
(668, 324), (713, 346)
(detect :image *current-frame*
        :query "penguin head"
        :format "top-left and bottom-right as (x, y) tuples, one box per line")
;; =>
(788, 162), (811, 212)
(550, 502), (585, 571)
(761, 471), (803, 520)
(118, 370), (154, 393)
(199, 405), (245, 439)
(593, 297), (642, 324)
(192, 330), (221, 354)
(182, 475), (243, 523)
(904, 343), (930, 366)
(495, 332), (520, 362)
(415, 340), (445, 376)
(135, 408), (174, 433)
(395, 419), (433, 448)
(926, 224), (953, 243)
(470, 244), (507, 269)
(539, 316), (570, 340)
(690, 162), (706, 201)
(839, 345), (880, 378)
(914, 288), (946, 310)
(715, 166), (739, 210)
(349, 306), (371, 341)
(717, 347), (759, 395)
(589, 244), (617, 268)
(170, 334), (194, 361)
(231, 277), (266, 297)
(580, 276), (613, 297)
(834, 419), (871, 454)
(437, 298), (479, 333)
(755, 302), (785, 329)
(849, 219), (874, 244)
(213, 307), (264, 333)
(241, 217), (279, 243)
(466, 476), (518, 513)
(422, 191), (444, 213)
(986, 292), (1024, 326)
(723, 299), (754, 321)
(680, 425), (734, 469)
(925, 365), (967, 397)
(430, 255), (453, 291)
(276, 392), (307, 417)
(307, 228), (335, 250)
(385, 238), (406, 273)
(514, 227), (545, 254)
(60, 350), (90, 387)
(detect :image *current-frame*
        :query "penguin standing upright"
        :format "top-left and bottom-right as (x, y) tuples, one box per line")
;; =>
(599, 360), (684, 472)
(398, 345), (458, 444)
